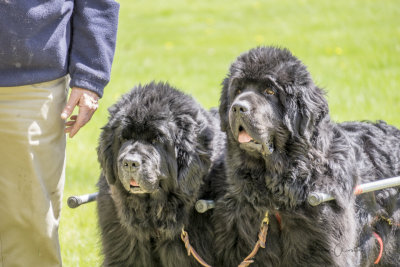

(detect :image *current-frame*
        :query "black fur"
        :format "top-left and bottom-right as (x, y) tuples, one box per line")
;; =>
(96, 82), (226, 267)
(214, 46), (400, 266)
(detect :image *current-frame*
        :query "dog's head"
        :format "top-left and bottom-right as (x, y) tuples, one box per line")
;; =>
(98, 82), (214, 198)
(220, 46), (329, 158)
(114, 117), (177, 194)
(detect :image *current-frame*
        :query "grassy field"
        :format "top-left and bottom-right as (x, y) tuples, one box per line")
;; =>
(59, 0), (400, 265)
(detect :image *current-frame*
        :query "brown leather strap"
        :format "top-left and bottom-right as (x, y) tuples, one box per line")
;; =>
(181, 228), (212, 267)
(238, 211), (269, 267)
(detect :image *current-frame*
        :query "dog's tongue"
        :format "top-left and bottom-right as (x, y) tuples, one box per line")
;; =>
(130, 179), (139, 187)
(238, 130), (253, 143)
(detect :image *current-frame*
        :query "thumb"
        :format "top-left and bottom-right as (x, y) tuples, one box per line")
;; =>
(61, 89), (80, 120)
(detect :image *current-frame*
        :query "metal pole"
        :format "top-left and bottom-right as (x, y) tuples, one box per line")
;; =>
(308, 176), (400, 206)
(196, 176), (400, 210)
(66, 177), (400, 209)
(67, 192), (99, 208)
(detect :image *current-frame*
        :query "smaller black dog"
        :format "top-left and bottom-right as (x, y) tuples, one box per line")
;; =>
(96, 82), (225, 267)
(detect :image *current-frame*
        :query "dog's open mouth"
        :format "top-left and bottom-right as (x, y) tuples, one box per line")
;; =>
(129, 179), (145, 193)
(238, 126), (258, 144)
(237, 125), (274, 155)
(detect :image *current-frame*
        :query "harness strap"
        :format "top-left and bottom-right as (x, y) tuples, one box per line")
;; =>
(238, 211), (269, 267)
(372, 232), (383, 264)
(181, 228), (212, 267)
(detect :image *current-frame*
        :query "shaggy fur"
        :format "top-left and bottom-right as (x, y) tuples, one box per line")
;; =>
(213, 46), (400, 266)
(96, 82), (226, 267)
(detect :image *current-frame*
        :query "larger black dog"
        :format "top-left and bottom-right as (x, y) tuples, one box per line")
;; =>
(213, 46), (400, 266)
(96, 82), (225, 267)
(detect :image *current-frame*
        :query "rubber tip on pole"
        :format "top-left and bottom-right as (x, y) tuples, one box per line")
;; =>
(67, 196), (81, 208)
(195, 200), (208, 213)
(195, 200), (215, 213)
(307, 193), (322, 206)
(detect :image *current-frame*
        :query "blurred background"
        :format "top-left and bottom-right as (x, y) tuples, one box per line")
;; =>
(60, 0), (400, 265)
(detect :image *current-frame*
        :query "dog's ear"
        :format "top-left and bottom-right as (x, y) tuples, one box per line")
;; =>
(219, 77), (234, 132)
(97, 125), (118, 185)
(283, 85), (329, 139)
(176, 150), (209, 196)
(174, 115), (212, 196)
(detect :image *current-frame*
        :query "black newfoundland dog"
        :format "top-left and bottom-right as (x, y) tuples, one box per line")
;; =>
(96, 82), (225, 267)
(213, 46), (400, 266)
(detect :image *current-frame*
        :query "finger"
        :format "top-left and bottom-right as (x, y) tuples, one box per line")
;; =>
(61, 90), (80, 120)
(65, 115), (78, 124)
(65, 126), (73, 133)
(64, 115), (77, 128)
(65, 121), (76, 127)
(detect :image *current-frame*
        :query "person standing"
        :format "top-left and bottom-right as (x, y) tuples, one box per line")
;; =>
(0, 0), (119, 266)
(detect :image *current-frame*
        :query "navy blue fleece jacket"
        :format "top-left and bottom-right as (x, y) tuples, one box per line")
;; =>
(0, 0), (119, 97)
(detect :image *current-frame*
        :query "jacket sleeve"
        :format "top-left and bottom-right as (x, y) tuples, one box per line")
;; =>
(68, 0), (119, 98)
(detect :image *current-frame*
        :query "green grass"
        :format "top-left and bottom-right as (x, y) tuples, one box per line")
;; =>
(59, 0), (400, 265)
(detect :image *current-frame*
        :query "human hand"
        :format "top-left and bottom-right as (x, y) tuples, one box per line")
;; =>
(61, 87), (99, 138)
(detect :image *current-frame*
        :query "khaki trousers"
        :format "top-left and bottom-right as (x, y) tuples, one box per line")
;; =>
(0, 77), (68, 267)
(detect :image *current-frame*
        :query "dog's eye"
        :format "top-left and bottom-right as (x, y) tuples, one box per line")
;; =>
(264, 88), (275, 95)
(235, 89), (242, 96)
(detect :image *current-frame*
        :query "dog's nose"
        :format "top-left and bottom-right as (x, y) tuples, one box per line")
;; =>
(232, 101), (250, 114)
(122, 156), (141, 172)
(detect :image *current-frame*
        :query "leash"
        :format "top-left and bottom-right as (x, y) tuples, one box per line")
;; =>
(238, 211), (270, 267)
(180, 210), (273, 267)
(181, 228), (212, 267)
(185, 198), (395, 266)
(372, 232), (383, 264)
